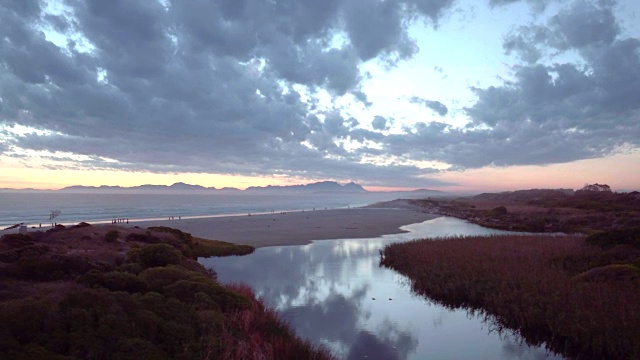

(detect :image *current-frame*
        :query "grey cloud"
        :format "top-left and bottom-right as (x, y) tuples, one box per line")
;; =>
(551, 0), (619, 49)
(351, 90), (372, 107)
(504, 0), (620, 62)
(43, 14), (71, 32)
(489, 0), (552, 12)
(405, 0), (457, 24)
(410, 97), (448, 116)
(463, 0), (640, 168)
(3, 0), (40, 18)
(344, 0), (416, 61)
(1, 0), (636, 187)
(372, 116), (390, 131)
(503, 26), (551, 63)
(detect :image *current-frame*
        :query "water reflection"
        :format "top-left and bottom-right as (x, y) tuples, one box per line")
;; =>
(200, 217), (563, 359)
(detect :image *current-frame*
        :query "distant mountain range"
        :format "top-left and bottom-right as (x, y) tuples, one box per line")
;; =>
(245, 181), (366, 193)
(0, 181), (449, 196)
(57, 181), (369, 194)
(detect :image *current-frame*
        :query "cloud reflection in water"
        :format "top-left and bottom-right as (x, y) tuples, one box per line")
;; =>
(200, 217), (563, 359)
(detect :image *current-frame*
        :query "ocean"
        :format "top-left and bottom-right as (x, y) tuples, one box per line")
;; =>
(0, 192), (404, 229)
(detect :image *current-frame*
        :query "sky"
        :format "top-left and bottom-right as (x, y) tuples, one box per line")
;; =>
(0, 0), (639, 192)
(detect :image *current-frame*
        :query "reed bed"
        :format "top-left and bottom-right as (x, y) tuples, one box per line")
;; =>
(381, 235), (640, 359)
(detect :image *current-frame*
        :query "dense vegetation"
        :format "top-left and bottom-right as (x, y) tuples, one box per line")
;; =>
(381, 232), (640, 359)
(410, 185), (640, 233)
(0, 224), (333, 360)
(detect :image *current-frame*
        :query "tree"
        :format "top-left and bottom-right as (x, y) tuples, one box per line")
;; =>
(580, 183), (612, 192)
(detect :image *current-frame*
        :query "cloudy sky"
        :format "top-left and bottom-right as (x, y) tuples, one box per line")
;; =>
(0, 0), (638, 191)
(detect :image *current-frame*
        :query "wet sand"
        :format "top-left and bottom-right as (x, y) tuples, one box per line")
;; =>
(123, 208), (436, 247)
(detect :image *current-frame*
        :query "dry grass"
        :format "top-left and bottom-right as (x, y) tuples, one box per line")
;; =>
(381, 235), (640, 359)
(218, 284), (335, 360)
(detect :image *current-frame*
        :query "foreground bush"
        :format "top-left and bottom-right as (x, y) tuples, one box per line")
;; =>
(0, 228), (332, 360)
(381, 235), (640, 359)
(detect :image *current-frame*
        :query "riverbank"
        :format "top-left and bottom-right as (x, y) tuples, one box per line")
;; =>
(381, 234), (640, 359)
(373, 188), (640, 233)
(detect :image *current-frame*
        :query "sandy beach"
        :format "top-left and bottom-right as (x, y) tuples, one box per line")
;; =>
(1, 206), (436, 248)
(122, 208), (436, 247)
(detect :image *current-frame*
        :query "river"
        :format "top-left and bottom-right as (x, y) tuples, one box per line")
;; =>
(200, 217), (564, 359)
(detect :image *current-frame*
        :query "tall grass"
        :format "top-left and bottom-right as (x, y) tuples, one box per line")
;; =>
(381, 235), (640, 359)
(218, 284), (335, 360)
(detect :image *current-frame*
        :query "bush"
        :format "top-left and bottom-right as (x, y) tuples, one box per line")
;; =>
(78, 271), (148, 293)
(586, 227), (640, 249)
(112, 338), (170, 360)
(117, 263), (143, 275)
(0, 233), (36, 248)
(574, 264), (640, 282)
(128, 244), (182, 268)
(487, 205), (508, 216)
(148, 227), (193, 245)
(125, 232), (161, 244)
(190, 238), (254, 258)
(0, 243), (50, 263)
(0, 298), (50, 345)
(105, 230), (120, 243)
(139, 266), (198, 292)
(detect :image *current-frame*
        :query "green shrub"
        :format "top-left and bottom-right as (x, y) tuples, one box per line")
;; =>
(190, 239), (254, 258)
(78, 270), (148, 293)
(0, 298), (50, 345)
(0, 243), (49, 263)
(139, 266), (197, 292)
(573, 264), (640, 282)
(126, 232), (161, 244)
(128, 244), (182, 268)
(586, 227), (640, 249)
(12, 256), (65, 280)
(117, 263), (143, 275)
(0, 233), (36, 248)
(487, 205), (508, 216)
(148, 227), (193, 245)
(105, 230), (120, 243)
(112, 338), (170, 360)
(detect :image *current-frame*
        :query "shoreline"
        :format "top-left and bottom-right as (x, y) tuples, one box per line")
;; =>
(122, 208), (437, 248)
(1, 206), (437, 248)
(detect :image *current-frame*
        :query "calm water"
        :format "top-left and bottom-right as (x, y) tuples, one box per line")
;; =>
(0, 192), (403, 228)
(200, 217), (563, 360)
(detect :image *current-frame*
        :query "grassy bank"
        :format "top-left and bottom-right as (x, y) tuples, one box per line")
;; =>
(0, 224), (333, 360)
(381, 234), (640, 359)
(408, 187), (640, 233)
